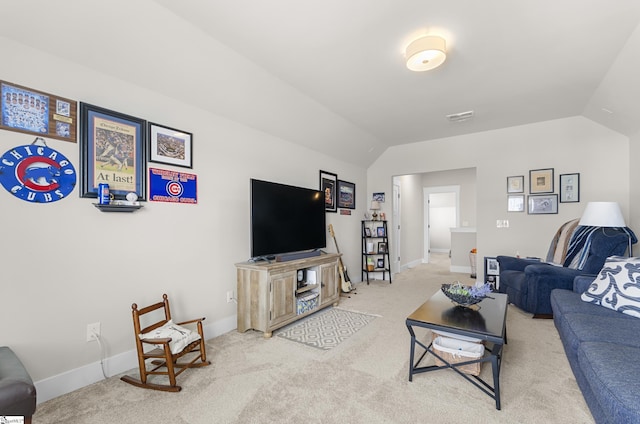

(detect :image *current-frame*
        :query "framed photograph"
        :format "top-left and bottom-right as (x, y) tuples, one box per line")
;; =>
(528, 194), (558, 214)
(1, 80), (77, 142)
(377, 258), (385, 269)
(337, 180), (356, 209)
(507, 195), (525, 212)
(378, 242), (387, 253)
(507, 175), (524, 193)
(373, 192), (385, 202)
(485, 257), (500, 276)
(560, 173), (580, 203)
(319, 170), (337, 213)
(364, 227), (372, 237)
(377, 226), (386, 237)
(529, 168), (554, 193)
(79, 103), (147, 200)
(148, 122), (193, 168)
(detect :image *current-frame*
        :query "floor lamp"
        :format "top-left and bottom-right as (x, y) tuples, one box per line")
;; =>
(579, 201), (632, 256)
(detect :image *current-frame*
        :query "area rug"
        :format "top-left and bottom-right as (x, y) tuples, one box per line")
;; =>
(275, 307), (377, 350)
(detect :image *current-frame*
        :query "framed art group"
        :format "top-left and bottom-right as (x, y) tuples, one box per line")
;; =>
(320, 170), (356, 212)
(506, 168), (579, 215)
(79, 102), (194, 202)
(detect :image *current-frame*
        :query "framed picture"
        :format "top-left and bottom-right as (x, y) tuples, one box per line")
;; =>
(529, 168), (554, 194)
(507, 175), (524, 193)
(79, 103), (147, 200)
(378, 242), (387, 253)
(377, 226), (386, 237)
(364, 227), (372, 237)
(319, 170), (337, 213)
(560, 173), (580, 203)
(1, 80), (77, 142)
(377, 258), (385, 269)
(507, 195), (525, 212)
(148, 122), (193, 168)
(528, 194), (558, 214)
(337, 180), (356, 209)
(373, 192), (385, 202)
(485, 257), (500, 276)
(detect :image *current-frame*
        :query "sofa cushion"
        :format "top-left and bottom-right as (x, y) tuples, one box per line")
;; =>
(552, 288), (625, 318)
(557, 312), (640, 364)
(581, 256), (640, 318)
(578, 342), (640, 423)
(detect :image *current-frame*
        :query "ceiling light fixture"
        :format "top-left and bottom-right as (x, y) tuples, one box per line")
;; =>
(405, 35), (447, 72)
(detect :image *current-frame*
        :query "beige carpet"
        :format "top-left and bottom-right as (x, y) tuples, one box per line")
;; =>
(33, 254), (594, 423)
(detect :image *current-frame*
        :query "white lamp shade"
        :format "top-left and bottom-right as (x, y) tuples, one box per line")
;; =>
(370, 201), (381, 210)
(579, 202), (626, 227)
(406, 35), (447, 71)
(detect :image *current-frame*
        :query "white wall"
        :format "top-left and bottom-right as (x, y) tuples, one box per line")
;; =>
(369, 117), (631, 276)
(0, 37), (367, 402)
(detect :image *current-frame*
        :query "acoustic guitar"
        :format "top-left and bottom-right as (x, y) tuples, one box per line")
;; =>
(328, 224), (353, 293)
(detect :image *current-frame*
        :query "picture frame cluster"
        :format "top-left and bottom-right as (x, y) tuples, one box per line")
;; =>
(319, 170), (355, 212)
(506, 168), (579, 214)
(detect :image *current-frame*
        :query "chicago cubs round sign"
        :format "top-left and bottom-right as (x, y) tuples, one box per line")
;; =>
(0, 143), (76, 203)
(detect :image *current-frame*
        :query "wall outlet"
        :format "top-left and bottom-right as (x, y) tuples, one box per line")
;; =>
(86, 322), (101, 342)
(226, 291), (234, 303)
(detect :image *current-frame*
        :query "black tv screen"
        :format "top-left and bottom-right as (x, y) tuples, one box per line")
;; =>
(250, 179), (326, 259)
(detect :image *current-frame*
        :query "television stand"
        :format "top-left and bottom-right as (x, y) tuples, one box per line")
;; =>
(235, 253), (340, 337)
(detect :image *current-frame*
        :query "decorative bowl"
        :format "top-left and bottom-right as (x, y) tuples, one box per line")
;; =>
(441, 283), (484, 307)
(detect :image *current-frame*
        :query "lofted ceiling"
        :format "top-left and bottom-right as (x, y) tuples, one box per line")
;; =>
(2, 1), (640, 167)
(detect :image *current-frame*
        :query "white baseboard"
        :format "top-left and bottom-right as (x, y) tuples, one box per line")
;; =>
(398, 259), (423, 272)
(35, 315), (237, 404)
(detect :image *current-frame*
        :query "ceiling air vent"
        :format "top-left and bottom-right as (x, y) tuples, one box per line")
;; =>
(446, 110), (474, 122)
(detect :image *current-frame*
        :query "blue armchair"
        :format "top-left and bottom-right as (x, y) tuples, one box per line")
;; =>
(497, 223), (636, 317)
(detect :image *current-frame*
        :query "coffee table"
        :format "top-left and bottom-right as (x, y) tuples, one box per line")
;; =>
(406, 290), (508, 410)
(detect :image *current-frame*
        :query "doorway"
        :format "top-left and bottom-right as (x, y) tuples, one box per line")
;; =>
(423, 186), (460, 263)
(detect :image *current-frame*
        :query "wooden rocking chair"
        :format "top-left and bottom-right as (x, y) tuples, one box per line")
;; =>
(120, 293), (210, 392)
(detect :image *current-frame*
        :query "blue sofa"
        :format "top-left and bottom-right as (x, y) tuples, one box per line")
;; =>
(551, 276), (640, 424)
(498, 227), (634, 317)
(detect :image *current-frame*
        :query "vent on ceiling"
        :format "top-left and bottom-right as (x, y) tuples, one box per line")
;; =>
(446, 110), (474, 122)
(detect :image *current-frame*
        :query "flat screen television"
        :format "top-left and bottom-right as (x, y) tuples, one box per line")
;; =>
(250, 178), (326, 260)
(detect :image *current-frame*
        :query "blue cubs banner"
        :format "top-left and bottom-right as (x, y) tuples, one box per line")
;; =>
(149, 167), (197, 204)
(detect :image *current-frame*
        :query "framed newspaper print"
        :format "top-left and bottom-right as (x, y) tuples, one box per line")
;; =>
(79, 103), (147, 200)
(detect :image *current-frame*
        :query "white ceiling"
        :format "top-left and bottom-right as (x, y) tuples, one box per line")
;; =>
(2, 1), (640, 167)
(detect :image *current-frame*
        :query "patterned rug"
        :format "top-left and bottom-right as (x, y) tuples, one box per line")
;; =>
(276, 308), (378, 350)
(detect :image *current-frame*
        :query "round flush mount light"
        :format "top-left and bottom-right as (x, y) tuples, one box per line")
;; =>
(405, 35), (447, 71)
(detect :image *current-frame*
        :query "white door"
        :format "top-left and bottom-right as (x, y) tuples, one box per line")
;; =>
(424, 186), (460, 263)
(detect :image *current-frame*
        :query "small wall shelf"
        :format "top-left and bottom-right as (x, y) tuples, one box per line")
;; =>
(93, 203), (144, 213)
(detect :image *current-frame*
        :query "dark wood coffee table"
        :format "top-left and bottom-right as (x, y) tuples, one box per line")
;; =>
(406, 290), (508, 410)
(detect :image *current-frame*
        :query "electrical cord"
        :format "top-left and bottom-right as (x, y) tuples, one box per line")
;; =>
(92, 331), (108, 380)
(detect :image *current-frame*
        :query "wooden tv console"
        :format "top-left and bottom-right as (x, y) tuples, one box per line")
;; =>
(235, 252), (340, 337)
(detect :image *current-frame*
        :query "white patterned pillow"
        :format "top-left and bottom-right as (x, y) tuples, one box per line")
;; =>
(581, 256), (640, 318)
(140, 320), (200, 354)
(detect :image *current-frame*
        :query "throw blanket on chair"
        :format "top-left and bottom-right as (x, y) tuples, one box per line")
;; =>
(546, 219), (580, 264)
(563, 226), (599, 270)
(564, 226), (636, 270)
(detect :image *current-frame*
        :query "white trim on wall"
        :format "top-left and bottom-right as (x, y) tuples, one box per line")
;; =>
(35, 315), (237, 404)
